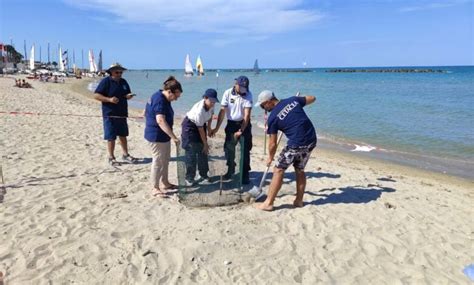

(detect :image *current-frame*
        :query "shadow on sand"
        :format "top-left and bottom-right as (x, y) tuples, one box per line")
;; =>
(250, 170), (341, 187)
(271, 185), (396, 211)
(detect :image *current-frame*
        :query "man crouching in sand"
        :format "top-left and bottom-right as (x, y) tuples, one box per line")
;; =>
(254, 90), (317, 211)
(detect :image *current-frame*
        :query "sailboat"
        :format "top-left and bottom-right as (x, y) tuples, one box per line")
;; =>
(29, 44), (35, 70)
(196, 55), (204, 76)
(253, 59), (260, 74)
(98, 50), (103, 73)
(59, 46), (65, 72)
(88, 49), (97, 74)
(184, 54), (194, 76)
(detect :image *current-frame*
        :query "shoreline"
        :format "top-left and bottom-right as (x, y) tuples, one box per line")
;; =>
(83, 76), (473, 181)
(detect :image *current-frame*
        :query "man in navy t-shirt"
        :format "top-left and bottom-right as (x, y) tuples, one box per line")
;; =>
(253, 90), (317, 211)
(94, 63), (137, 166)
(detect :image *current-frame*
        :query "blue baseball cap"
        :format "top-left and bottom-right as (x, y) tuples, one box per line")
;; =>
(203, 88), (219, 102)
(235, 76), (249, 89)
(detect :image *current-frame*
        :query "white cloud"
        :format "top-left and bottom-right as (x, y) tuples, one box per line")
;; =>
(64, 0), (323, 38)
(399, 0), (470, 12)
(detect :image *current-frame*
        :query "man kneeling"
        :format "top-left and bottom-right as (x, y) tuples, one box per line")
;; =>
(254, 90), (317, 211)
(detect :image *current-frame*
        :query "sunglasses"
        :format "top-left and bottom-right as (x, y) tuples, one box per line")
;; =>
(113, 71), (123, 75)
(260, 102), (266, 109)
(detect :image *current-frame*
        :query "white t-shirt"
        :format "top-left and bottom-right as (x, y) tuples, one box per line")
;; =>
(221, 88), (253, 121)
(186, 99), (214, 127)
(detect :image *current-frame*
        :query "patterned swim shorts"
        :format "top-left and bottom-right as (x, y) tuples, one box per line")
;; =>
(276, 141), (316, 170)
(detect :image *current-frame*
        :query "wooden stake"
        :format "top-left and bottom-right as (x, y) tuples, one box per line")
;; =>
(219, 175), (223, 196)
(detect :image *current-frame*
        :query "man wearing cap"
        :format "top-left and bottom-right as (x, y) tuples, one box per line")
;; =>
(94, 63), (137, 166)
(254, 90), (317, 211)
(211, 76), (253, 184)
(181, 89), (219, 185)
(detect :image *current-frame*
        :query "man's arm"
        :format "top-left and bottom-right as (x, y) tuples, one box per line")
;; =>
(234, 107), (251, 139)
(198, 127), (209, 154)
(206, 118), (213, 134)
(94, 93), (118, 104)
(211, 107), (226, 136)
(303, 95), (316, 105)
(156, 114), (179, 143)
(241, 107), (251, 132)
(266, 134), (278, 166)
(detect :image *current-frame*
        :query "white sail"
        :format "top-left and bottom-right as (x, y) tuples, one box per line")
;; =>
(184, 54), (193, 76)
(59, 46), (65, 71)
(88, 49), (97, 73)
(29, 45), (35, 70)
(196, 55), (204, 76)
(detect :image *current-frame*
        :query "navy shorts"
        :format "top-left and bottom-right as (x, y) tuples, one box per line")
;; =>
(276, 141), (316, 170)
(103, 117), (129, 140)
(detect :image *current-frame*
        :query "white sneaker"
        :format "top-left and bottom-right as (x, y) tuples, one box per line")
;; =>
(184, 179), (194, 186)
(200, 177), (212, 184)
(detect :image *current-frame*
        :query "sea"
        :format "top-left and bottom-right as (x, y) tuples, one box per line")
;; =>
(88, 66), (474, 179)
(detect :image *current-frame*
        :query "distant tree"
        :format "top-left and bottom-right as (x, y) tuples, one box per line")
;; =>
(52, 61), (58, 67)
(4, 45), (24, 63)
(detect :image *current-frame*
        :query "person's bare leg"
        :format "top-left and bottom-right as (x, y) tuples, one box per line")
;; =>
(294, 168), (306, 207)
(118, 136), (129, 156)
(255, 167), (285, 211)
(160, 142), (176, 191)
(107, 140), (116, 158)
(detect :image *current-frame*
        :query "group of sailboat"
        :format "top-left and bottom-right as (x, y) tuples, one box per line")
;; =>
(184, 54), (205, 76)
(184, 55), (261, 76)
(26, 42), (103, 78)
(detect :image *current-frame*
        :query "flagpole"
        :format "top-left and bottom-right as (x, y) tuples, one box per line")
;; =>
(23, 40), (27, 62)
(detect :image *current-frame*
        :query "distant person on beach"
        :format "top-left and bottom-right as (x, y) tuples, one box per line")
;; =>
(211, 76), (253, 184)
(94, 63), (137, 166)
(16, 79), (32, 88)
(144, 76), (182, 197)
(22, 79), (32, 88)
(253, 90), (317, 211)
(181, 88), (219, 186)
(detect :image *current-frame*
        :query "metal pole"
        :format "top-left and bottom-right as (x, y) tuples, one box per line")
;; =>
(23, 40), (27, 61)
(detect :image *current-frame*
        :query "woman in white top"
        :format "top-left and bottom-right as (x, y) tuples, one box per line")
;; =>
(181, 89), (219, 185)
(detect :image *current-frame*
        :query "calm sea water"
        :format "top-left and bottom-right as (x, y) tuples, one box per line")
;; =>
(90, 66), (474, 177)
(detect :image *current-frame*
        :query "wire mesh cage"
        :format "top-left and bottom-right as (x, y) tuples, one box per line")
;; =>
(176, 137), (245, 207)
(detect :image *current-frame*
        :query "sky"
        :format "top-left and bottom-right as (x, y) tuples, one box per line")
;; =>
(1, 0), (473, 69)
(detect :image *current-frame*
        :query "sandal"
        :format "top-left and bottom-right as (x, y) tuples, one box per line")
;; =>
(151, 188), (170, 198)
(108, 157), (121, 166)
(163, 184), (179, 190)
(122, 154), (138, 164)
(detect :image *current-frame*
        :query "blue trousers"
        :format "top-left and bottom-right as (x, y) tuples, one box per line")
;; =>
(185, 142), (209, 180)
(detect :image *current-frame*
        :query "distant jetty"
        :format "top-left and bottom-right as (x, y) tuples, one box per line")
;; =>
(326, 68), (447, 73)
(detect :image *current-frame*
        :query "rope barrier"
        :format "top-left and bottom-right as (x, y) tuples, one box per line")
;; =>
(0, 111), (143, 119)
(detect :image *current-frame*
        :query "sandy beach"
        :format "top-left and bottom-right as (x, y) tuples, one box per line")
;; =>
(1, 76), (473, 284)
